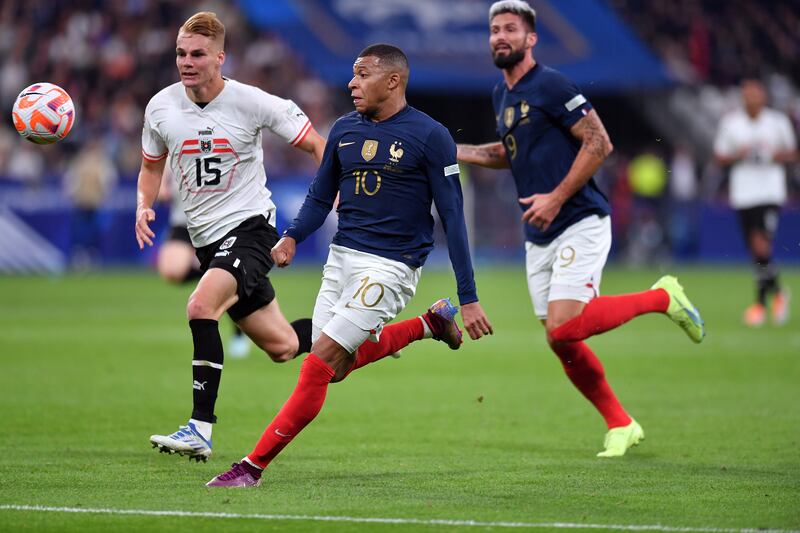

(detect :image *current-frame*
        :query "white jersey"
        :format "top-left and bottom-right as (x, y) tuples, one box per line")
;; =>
(142, 79), (312, 246)
(714, 107), (797, 209)
(168, 172), (189, 228)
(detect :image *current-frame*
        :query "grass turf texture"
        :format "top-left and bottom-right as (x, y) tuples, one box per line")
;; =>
(1, 267), (798, 532)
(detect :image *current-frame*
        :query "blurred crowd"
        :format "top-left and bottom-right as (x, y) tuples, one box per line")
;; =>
(610, 0), (800, 86)
(605, 0), (800, 263)
(0, 0), (346, 188)
(0, 0), (797, 267)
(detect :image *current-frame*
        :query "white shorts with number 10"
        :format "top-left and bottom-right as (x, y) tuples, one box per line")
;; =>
(525, 215), (611, 320)
(312, 244), (421, 353)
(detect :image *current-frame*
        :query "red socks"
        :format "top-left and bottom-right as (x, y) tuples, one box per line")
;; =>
(246, 318), (426, 469)
(247, 354), (334, 468)
(351, 317), (425, 371)
(552, 341), (631, 429)
(550, 289), (669, 344)
(546, 289), (668, 428)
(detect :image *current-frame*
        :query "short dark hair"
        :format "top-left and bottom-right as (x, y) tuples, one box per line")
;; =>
(357, 43), (409, 73)
(489, 0), (537, 32)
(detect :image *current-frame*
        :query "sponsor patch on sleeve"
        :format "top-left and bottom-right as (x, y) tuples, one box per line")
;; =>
(444, 164), (460, 176)
(286, 101), (306, 119)
(564, 94), (587, 112)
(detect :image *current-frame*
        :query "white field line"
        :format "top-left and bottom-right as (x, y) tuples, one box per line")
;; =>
(0, 504), (797, 532)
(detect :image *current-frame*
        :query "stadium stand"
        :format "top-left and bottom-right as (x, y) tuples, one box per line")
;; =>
(0, 0), (797, 272)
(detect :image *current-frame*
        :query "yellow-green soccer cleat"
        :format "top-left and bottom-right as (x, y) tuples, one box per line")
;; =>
(652, 275), (705, 343)
(597, 419), (645, 458)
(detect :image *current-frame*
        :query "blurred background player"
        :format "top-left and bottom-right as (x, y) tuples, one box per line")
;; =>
(134, 12), (326, 461)
(207, 44), (492, 487)
(156, 173), (251, 358)
(64, 139), (118, 269)
(714, 79), (798, 327)
(457, 0), (705, 458)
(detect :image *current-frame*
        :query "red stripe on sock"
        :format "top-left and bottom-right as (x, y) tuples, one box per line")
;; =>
(550, 289), (669, 344)
(247, 353), (334, 468)
(552, 341), (631, 429)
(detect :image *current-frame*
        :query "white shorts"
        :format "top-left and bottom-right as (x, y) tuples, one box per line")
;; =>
(312, 244), (421, 353)
(525, 215), (611, 320)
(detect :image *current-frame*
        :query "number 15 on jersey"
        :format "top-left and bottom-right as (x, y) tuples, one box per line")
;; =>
(178, 138), (240, 193)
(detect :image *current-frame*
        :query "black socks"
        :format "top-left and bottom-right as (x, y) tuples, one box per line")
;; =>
(189, 319), (224, 423)
(290, 318), (313, 356)
(755, 257), (779, 305)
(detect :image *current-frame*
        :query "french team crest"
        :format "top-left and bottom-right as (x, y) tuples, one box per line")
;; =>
(504, 106), (515, 128)
(389, 141), (404, 163)
(520, 100), (530, 117)
(200, 139), (212, 153)
(361, 139), (379, 161)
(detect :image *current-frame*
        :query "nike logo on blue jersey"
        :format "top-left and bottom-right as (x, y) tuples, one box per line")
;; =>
(338, 141), (356, 148)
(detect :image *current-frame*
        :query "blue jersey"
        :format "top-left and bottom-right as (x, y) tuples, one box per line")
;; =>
(286, 106), (478, 304)
(493, 63), (610, 245)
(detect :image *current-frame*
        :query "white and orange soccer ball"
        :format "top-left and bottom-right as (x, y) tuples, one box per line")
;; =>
(12, 82), (76, 144)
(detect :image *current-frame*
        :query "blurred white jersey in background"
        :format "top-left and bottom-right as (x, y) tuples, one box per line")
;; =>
(714, 107), (797, 209)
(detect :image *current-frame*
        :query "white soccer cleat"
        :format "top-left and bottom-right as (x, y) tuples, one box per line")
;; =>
(150, 421), (212, 462)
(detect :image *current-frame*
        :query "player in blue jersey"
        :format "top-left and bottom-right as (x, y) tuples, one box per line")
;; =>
(206, 44), (492, 487)
(457, 0), (705, 457)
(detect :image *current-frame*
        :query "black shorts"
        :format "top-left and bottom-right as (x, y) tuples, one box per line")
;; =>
(737, 205), (780, 238)
(167, 225), (192, 244)
(195, 215), (279, 322)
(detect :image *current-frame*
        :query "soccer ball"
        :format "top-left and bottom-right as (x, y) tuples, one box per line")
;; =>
(12, 82), (76, 144)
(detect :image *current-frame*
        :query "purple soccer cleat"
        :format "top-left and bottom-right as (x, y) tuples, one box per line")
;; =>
(206, 462), (262, 488)
(422, 298), (463, 350)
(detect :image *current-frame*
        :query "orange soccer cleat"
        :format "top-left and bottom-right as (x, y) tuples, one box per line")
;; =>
(743, 303), (766, 327)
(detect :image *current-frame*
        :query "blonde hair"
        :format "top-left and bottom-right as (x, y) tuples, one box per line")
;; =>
(179, 11), (225, 49)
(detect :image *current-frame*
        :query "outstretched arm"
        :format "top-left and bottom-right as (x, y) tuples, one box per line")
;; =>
(457, 141), (509, 169)
(276, 127), (342, 267)
(296, 127), (326, 165)
(561, 108), (613, 194)
(276, 128), (329, 266)
(519, 109), (613, 230)
(135, 157), (167, 249)
(428, 127), (493, 339)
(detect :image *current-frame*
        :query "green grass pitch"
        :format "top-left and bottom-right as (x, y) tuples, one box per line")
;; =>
(1, 266), (798, 532)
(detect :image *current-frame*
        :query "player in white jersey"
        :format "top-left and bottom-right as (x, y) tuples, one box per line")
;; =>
(134, 12), (326, 461)
(714, 79), (797, 327)
(156, 173), (252, 359)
